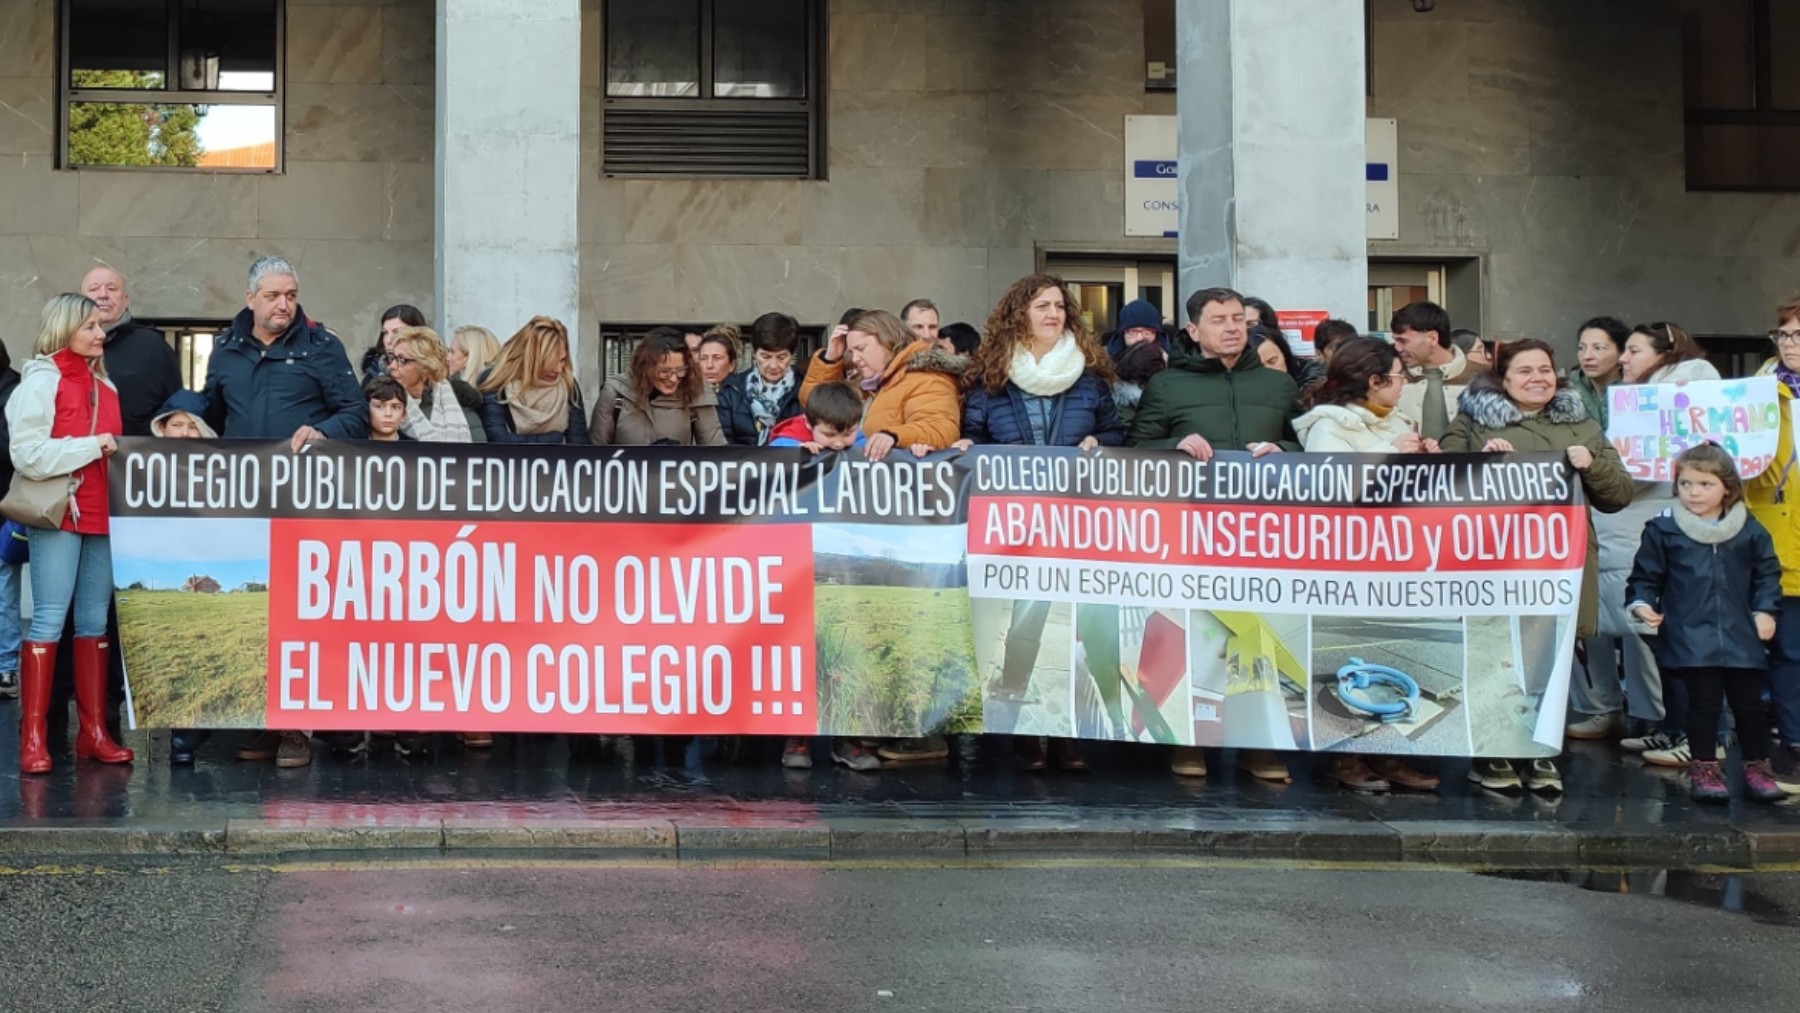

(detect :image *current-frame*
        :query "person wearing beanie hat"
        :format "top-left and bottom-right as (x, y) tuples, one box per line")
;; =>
(1105, 299), (1171, 364)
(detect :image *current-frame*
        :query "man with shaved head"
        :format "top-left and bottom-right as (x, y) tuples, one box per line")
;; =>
(80, 266), (181, 436)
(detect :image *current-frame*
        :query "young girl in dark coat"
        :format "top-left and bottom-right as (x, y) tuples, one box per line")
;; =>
(1626, 443), (1783, 803)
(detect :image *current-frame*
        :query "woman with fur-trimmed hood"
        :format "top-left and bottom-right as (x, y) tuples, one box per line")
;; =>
(1441, 338), (1633, 794)
(800, 309), (965, 462)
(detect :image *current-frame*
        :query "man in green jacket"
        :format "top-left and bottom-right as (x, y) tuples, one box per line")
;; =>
(1127, 286), (1301, 459)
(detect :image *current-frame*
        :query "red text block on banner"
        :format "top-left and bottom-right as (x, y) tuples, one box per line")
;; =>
(265, 519), (815, 734)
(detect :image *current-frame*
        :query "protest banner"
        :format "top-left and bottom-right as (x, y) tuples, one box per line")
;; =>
(110, 440), (1587, 755)
(1606, 376), (1779, 481)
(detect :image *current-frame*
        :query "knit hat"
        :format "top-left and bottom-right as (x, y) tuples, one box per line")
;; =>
(1117, 299), (1162, 333)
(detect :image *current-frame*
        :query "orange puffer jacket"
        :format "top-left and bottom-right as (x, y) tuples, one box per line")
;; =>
(800, 341), (966, 450)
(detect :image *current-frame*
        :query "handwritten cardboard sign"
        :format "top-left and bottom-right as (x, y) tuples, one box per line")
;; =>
(1606, 376), (1779, 481)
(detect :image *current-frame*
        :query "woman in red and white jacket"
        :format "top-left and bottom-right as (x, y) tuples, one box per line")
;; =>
(7, 293), (132, 774)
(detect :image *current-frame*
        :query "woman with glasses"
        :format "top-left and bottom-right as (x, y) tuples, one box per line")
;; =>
(591, 327), (726, 447)
(384, 327), (479, 443)
(1751, 300), (1800, 792)
(1583, 322), (1721, 764)
(1294, 338), (1443, 793)
(362, 304), (427, 382)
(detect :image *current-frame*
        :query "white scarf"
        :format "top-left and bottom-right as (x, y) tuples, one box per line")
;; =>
(404, 380), (473, 443)
(1010, 332), (1086, 397)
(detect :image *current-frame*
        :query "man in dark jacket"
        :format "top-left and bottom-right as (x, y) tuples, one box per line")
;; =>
(81, 266), (182, 437)
(203, 255), (369, 449)
(1127, 286), (1300, 460)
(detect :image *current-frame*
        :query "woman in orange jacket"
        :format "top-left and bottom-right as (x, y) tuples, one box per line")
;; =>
(800, 309), (965, 462)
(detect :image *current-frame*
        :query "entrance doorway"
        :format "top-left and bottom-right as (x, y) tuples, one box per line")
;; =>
(1366, 263), (1446, 335)
(1044, 257), (1178, 336)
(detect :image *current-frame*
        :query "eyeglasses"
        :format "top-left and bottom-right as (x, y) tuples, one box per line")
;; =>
(1769, 330), (1800, 347)
(383, 353), (417, 367)
(654, 367), (689, 380)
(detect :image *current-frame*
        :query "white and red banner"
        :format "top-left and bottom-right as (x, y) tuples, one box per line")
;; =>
(110, 441), (1585, 755)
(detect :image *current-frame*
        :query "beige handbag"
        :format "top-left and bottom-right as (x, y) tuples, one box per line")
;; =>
(0, 385), (98, 530)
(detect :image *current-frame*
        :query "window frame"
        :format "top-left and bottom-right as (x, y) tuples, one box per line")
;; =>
(55, 0), (287, 174)
(1683, 0), (1800, 192)
(599, 0), (825, 180)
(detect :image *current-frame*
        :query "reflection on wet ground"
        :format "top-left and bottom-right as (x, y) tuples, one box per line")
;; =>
(4, 716), (1800, 831)
(1482, 868), (1800, 925)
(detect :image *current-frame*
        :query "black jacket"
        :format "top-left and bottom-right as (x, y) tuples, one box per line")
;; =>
(716, 368), (804, 447)
(104, 317), (182, 437)
(0, 367), (19, 492)
(359, 344), (388, 383)
(1625, 503), (1782, 671)
(202, 308), (370, 439)
(963, 372), (1126, 448)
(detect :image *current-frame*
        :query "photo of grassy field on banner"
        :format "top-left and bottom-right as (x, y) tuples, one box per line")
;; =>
(813, 523), (979, 738)
(112, 518), (271, 728)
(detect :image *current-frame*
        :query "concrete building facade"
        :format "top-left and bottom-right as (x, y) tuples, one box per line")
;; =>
(1, 0), (1797, 394)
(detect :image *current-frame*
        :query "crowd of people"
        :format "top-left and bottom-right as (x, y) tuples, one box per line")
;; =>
(4, 255), (1797, 805)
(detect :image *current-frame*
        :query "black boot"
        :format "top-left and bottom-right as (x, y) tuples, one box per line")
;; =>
(169, 728), (209, 765)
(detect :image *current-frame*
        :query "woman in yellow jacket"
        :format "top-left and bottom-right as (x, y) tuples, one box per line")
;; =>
(1749, 297), (1800, 791)
(800, 309), (965, 462)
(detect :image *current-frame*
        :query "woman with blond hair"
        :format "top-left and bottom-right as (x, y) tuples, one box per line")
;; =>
(8, 293), (133, 773)
(478, 316), (588, 444)
(385, 327), (481, 443)
(800, 309), (963, 464)
(449, 325), (501, 383)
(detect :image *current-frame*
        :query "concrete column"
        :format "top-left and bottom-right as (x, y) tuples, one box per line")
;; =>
(1175, 0), (1367, 319)
(435, 0), (582, 359)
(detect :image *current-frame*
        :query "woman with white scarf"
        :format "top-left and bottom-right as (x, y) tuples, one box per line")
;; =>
(478, 316), (589, 445)
(961, 273), (1125, 773)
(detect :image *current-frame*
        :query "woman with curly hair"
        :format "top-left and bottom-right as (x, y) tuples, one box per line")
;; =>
(963, 274), (1124, 773)
(961, 274), (1125, 451)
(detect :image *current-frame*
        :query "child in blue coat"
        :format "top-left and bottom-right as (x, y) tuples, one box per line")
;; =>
(1626, 444), (1783, 802)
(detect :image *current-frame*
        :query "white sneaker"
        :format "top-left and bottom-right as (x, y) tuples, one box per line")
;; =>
(1467, 758), (1523, 791)
(1525, 759), (1563, 794)
(1643, 735), (1692, 766)
(1566, 712), (1624, 740)
(1621, 730), (1675, 754)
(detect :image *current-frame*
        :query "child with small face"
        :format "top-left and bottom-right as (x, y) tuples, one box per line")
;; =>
(363, 376), (407, 442)
(149, 390), (218, 440)
(767, 381), (866, 454)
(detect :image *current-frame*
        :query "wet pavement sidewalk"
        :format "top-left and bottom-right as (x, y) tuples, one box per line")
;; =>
(4, 722), (1800, 866)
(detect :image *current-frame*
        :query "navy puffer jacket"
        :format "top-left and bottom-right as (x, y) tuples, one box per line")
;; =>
(1624, 502), (1781, 671)
(716, 367), (803, 447)
(963, 371), (1126, 447)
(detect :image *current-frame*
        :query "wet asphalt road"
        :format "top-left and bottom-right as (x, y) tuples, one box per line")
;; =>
(1, 860), (1798, 1012)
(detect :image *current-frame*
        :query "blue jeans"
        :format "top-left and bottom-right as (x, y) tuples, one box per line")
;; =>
(1766, 597), (1800, 744)
(26, 529), (112, 641)
(0, 558), (19, 672)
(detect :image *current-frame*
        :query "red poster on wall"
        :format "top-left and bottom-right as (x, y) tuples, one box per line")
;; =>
(1275, 309), (1330, 357)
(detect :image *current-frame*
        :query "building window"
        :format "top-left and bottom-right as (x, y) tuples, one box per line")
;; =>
(58, 0), (284, 172)
(1683, 0), (1800, 191)
(600, 0), (823, 179)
